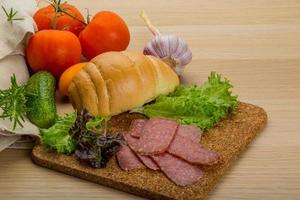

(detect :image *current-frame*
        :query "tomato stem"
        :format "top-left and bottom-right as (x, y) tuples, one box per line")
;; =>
(50, 0), (88, 29)
(60, 9), (88, 26)
(85, 8), (92, 24)
(51, 2), (59, 29)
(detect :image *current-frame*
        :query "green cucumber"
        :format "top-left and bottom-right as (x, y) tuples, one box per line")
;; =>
(25, 71), (57, 128)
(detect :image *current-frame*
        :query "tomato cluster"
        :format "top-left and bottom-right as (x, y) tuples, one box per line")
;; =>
(26, 2), (130, 96)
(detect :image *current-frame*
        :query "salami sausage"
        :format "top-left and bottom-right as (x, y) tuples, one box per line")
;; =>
(176, 125), (201, 142)
(124, 133), (159, 170)
(116, 143), (144, 170)
(129, 119), (147, 138)
(135, 118), (178, 155)
(152, 153), (203, 186)
(168, 134), (219, 165)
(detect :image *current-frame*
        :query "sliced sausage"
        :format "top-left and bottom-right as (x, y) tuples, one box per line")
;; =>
(129, 119), (147, 138)
(176, 125), (201, 142)
(152, 153), (203, 186)
(124, 133), (159, 170)
(117, 144), (144, 171)
(134, 118), (178, 155)
(168, 134), (219, 165)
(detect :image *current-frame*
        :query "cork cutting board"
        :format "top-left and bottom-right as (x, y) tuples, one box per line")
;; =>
(31, 102), (267, 200)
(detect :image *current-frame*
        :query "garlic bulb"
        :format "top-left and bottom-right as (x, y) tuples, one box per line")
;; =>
(144, 35), (192, 75)
(141, 11), (192, 75)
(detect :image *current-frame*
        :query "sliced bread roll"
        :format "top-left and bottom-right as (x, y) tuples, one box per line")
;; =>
(68, 51), (179, 116)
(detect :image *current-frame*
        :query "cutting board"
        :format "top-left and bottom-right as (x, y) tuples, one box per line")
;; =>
(31, 102), (267, 200)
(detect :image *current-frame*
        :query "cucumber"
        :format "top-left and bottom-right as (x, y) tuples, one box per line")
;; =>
(25, 71), (57, 128)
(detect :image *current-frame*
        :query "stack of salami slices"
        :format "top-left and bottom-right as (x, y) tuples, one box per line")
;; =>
(117, 118), (220, 186)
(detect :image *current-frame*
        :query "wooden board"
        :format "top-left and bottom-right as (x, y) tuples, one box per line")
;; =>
(31, 102), (267, 200)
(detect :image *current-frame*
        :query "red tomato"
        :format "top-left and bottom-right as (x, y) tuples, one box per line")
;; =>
(26, 30), (82, 79)
(79, 11), (130, 59)
(33, 3), (85, 36)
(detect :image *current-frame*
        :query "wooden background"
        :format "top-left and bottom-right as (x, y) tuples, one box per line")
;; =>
(0, 0), (300, 199)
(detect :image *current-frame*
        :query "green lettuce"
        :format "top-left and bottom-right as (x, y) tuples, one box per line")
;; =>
(86, 116), (110, 133)
(40, 110), (111, 155)
(40, 112), (77, 154)
(134, 72), (238, 131)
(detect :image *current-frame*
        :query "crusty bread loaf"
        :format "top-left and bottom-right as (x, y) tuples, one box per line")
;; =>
(68, 51), (179, 116)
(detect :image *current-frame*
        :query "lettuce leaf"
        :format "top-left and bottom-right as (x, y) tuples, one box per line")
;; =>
(40, 112), (77, 154)
(136, 72), (238, 131)
(86, 116), (111, 133)
(40, 109), (112, 156)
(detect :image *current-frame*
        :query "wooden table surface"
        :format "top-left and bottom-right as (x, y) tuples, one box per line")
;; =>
(1, 0), (300, 199)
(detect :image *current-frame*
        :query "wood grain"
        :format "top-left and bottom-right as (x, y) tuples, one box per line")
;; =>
(1, 0), (300, 199)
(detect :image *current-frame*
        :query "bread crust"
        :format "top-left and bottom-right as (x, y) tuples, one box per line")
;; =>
(68, 51), (179, 116)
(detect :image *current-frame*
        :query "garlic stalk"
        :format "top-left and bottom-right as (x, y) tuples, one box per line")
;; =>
(141, 11), (192, 76)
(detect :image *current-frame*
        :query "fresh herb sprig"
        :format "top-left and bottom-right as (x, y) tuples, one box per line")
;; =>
(0, 75), (27, 129)
(1, 6), (24, 24)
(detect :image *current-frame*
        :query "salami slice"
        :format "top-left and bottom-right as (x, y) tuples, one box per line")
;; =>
(116, 144), (144, 171)
(152, 153), (203, 186)
(124, 133), (159, 170)
(130, 120), (200, 142)
(129, 119), (147, 138)
(136, 154), (159, 170)
(168, 134), (219, 165)
(177, 125), (201, 142)
(135, 118), (178, 155)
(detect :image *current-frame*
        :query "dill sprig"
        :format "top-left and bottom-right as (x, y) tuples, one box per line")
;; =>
(1, 6), (24, 24)
(0, 75), (27, 129)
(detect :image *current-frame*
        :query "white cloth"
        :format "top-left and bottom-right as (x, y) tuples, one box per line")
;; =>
(0, 55), (30, 89)
(0, 0), (39, 151)
(0, 0), (37, 58)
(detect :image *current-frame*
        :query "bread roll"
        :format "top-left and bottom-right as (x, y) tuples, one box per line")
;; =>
(68, 51), (179, 116)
